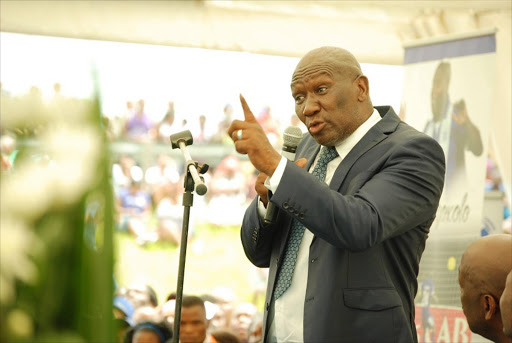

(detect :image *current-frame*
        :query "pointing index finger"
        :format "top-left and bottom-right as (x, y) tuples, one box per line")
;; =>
(240, 94), (257, 123)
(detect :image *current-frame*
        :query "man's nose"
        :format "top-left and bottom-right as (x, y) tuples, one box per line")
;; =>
(302, 96), (320, 116)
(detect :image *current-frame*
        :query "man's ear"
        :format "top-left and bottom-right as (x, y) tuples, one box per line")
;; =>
(482, 294), (498, 320)
(356, 75), (369, 102)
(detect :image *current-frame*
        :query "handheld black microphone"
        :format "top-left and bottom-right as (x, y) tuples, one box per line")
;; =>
(263, 126), (303, 225)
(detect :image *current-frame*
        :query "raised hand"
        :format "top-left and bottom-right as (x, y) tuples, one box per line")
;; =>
(255, 172), (269, 207)
(255, 158), (307, 208)
(227, 94), (281, 176)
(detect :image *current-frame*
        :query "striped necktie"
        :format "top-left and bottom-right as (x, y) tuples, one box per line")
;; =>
(274, 146), (339, 299)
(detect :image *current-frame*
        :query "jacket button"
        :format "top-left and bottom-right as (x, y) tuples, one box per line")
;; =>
(283, 202), (289, 209)
(300, 213), (305, 219)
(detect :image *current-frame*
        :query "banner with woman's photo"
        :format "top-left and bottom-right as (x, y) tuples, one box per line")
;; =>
(401, 30), (497, 343)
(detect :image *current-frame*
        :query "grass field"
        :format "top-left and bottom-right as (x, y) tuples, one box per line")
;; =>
(113, 221), (266, 308)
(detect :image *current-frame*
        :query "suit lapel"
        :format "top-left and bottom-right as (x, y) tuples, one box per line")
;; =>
(330, 107), (400, 191)
(299, 137), (321, 171)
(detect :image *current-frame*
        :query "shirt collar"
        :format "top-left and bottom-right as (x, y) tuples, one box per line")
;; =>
(334, 108), (381, 160)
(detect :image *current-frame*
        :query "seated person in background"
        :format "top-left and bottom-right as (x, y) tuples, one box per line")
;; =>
(212, 104), (234, 145)
(123, 320), (173, 343)
(161, 298), (176, 328)
(115, 180), (156, 245)
(144, 154), (180, 203)
(192, 114), (215, 144)
(112, 154), (139, 195)
(132, 306), (163, 326)
(207, 155), (247, 226)
(114, 296), (135, 324)
(0, 133), (16, 172)
(247, 313), (263, 343)
(124, 282), (159, 310)
(145, 154), (183, 245)
(116, 282), (160, 324)
(208, 287), (237, 332)
(458, 234), (512, 343)
(501, 271), (512, 338)
(256, 105), (280, 148)
(229, 303), (257, 343)
(157, 101), (176, 142)
(126, 283), (162, 326)
(125, 99), (155, 142)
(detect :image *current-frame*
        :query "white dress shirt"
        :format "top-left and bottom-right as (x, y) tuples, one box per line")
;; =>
(260, 109), (381, 342)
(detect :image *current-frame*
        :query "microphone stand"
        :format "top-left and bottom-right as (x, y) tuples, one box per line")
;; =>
(169, 130), (208, 343)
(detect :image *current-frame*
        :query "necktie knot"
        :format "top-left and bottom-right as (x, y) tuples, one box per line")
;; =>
(312, 146), (338, 182)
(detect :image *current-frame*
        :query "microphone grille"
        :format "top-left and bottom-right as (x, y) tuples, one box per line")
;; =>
(283, 126), (303, 147)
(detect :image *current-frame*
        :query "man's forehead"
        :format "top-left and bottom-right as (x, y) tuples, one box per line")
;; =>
(183, 304), (206, 314)
(291, 53), (360, 86)
(290, 70), (332, 88)
(293, 55), (337, 76)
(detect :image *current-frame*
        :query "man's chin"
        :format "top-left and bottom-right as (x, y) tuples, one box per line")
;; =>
(313, 133), (340, 147)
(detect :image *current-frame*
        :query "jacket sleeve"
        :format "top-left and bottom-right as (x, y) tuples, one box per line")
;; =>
(269, 132), (445, 252)
(240, 196), (285, 267)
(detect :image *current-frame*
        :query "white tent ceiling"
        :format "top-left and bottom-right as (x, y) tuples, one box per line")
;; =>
(1, 0), (510, 64)
(1, 0), (511, 203)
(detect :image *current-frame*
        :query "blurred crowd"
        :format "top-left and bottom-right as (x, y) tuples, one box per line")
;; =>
(2, 82), (511, 343)
(104, 97), (293, 147)
(113, 282), (262, 343)
(1, 83), (270, 343)
(1, 82), (510, 238)
(0, 83), (306, 246)
(111, 152), (258, 246)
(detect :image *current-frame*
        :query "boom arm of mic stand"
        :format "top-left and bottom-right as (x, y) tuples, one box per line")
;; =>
(178, 141), (207, 196)
(170, 130), (208, 196)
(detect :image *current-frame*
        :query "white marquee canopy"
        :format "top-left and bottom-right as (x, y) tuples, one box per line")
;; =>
(0, 1), (509, 64)
(1, 0), (510, 202)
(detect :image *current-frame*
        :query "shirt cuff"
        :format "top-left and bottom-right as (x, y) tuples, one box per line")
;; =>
(264, 156), (287, 194)
(257, 196), (267, 218)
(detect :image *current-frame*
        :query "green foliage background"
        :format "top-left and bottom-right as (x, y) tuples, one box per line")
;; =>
(0, 90), (115, 342)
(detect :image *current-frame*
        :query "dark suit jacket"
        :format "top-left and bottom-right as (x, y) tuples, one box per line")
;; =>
(240, 106), (446, 342)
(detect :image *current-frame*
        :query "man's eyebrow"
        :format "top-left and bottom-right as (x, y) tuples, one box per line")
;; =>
(291, 73), (331, 87)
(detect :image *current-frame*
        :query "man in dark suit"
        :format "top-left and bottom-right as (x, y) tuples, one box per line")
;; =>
(227, 46), (445, 342)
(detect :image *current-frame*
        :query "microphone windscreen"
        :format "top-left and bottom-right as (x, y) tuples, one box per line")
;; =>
(283, 126), (303, 147)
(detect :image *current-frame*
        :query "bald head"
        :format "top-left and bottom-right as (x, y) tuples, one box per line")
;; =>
(292, 46), (362, 84)
(459, 234), (512, 342)
(460, 234), (512, 294)
(290, 46), (373, 146)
